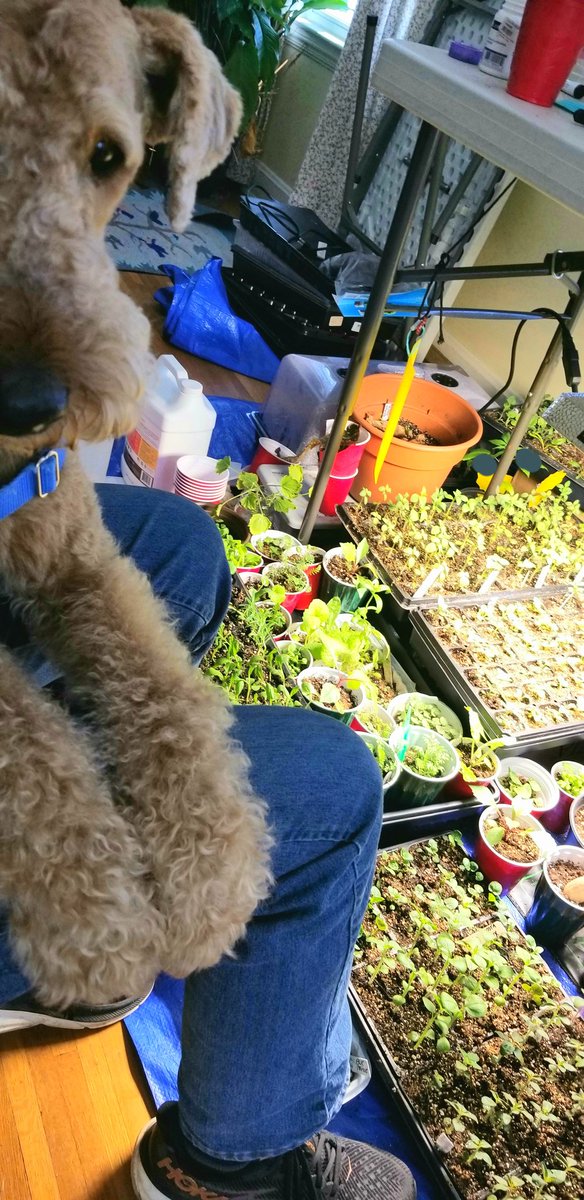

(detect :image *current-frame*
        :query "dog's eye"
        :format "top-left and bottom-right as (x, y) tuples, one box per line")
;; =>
(90, 138), (125, 180)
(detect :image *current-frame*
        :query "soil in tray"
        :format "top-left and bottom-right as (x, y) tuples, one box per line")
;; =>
(486, 403), (584, 483)
(202, 588), (297, 707)
(365, 414), (441, 445)
(548, 860), (584, 906)
(352, 834), (584, 1200)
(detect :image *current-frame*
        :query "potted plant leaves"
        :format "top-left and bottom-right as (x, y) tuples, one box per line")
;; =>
(388, 726), (460, 808)
(526, 846), (584, 947)
(283, 544), (323, 610)
(552, 760), (584, 835)
(254, 598), (291, 640)
(251, 530), (302, 562)
(475, 803), (553, 893)
(444, 708), (504, 801)
(387, 693), (462, 746)
(216, 520), (263, 573)
(357, 731), (401, 795)
(275, 640), (313, 679)
(351, 701), (396, 740)
(261, 561), (311, 612)
(495, 757), (561, 832)
(320, 539), (381, 613)
(297, 667), (364, 725)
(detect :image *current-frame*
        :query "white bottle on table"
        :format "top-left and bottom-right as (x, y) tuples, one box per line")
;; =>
(122, 355), (216, 491)
(480, 0), (527, 80)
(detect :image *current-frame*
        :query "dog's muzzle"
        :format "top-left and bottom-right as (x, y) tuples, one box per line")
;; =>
(0, 363), (68, 437)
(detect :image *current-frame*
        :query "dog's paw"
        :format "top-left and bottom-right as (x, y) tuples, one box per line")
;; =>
(133, 683), (273, 978)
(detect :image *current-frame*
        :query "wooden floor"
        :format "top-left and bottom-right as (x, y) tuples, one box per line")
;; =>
(0, 271), (268, 1200)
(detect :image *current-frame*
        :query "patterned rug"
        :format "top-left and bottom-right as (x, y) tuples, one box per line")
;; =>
(106, 185), (235, 274)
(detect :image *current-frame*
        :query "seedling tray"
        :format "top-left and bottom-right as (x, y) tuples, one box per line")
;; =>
(482, 408), (584, 508)
(338, 502), (580, 611)
(409, 608), (584, 752)
(349, 833), (583, 1200)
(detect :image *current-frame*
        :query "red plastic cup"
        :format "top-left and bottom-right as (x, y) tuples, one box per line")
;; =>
(507, 0), (584, 106)
(249, 437), (295, 473)
(474, 809), (552, 894)
(319, 420), (371, 475)
(319, 469), (358, 517)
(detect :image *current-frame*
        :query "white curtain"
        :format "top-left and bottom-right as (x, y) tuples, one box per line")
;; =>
(289, 0), (435, 229)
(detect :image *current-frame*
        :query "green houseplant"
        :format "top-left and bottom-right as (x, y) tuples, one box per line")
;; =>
(130, 0), (347, 153)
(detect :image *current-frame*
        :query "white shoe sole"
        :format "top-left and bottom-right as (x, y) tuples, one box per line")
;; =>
(0, 989), (151, 1034)
(131, 1121), (160, 1200)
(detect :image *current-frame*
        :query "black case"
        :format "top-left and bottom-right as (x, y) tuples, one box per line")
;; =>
(239, 195), (351, 297)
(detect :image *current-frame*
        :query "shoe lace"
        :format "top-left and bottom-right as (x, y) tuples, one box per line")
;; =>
(286, 1133), (347, 1200)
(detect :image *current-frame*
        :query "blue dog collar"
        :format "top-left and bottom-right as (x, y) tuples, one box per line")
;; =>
(0, 448), (67, 520)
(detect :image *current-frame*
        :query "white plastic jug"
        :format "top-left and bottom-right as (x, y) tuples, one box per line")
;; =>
(122, 355), (216, 491)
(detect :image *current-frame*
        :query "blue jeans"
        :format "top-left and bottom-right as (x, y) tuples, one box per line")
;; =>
(0, 486), (383, 1160)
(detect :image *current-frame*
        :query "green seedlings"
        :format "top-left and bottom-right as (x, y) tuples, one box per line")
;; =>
(359, 709), (395, 739)
(216, 522), (263, 573)
(404, 738), (453, 779)
(228, 464), (304, 535)
(492, 394), (584, 482)
(393, 696), (459, 742)
(458, 709), (504, 782)
(555, 763), (584, 799)
(499, 768), (544, 804)
(262, 563), (308, 593)
(300, 675), (360, 713)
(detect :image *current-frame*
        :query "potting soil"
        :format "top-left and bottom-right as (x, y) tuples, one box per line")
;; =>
(364, 414), (440, 445)
(326, 555), (360, 585)
(484, 814), (542, 863)
(548, 860), (584, 906)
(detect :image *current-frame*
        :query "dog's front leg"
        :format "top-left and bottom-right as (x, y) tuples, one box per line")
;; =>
(9, 462), (272, 978)
(0, 645), (163, 1007)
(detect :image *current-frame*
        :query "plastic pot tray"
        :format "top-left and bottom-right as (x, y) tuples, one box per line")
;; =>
(338, 502), (579, 612)
(409, 610), (584, 752)
(349, 833), (578, 1200)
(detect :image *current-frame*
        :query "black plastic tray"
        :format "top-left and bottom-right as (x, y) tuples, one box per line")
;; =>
(482, 408), (584, 508)
(409, 610), (584, 752)
(338, 502), (580, 611)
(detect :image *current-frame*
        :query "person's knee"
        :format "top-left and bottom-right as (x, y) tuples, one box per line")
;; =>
(387, 1155), (417, 1200)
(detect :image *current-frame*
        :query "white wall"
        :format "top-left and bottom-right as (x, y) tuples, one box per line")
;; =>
(256, 33), (336, 198)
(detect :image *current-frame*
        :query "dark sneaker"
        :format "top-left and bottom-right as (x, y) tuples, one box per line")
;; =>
(0, 987), (151, 1034)
(131, 1101), (416, 1200)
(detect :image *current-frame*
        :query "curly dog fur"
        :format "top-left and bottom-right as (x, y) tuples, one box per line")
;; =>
(0, 0), (273, 1008)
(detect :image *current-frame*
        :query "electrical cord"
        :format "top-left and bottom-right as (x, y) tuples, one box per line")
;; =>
(490, 307), (581, 405)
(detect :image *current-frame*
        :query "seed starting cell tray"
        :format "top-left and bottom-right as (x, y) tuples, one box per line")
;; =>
(409, 607), (584, 750)
(338, 502), (579, 612)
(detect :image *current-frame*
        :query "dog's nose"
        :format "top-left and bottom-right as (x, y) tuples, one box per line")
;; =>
(0, 363), (68, 437)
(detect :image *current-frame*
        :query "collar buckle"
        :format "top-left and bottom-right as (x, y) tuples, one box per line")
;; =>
(35, 449), (61, 498)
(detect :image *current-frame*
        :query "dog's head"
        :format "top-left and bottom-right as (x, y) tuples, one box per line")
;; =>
(0, 0), (241, 469)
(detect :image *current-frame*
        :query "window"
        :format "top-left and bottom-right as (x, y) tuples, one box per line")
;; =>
(297, 0), (357, 50)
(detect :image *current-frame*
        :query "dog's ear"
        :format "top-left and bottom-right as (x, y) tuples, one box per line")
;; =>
(131, 9), (242, 231)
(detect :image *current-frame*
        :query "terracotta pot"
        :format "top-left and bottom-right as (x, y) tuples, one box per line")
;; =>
(351, 374), (483, 503)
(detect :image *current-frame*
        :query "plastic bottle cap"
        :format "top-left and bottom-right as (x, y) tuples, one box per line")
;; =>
(180, 380), (203, 394)
(449, 41), (482, 65)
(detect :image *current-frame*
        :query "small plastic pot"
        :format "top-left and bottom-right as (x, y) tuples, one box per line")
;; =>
(237, 570), (265, 590)
(275, 640), (313, 678)
(387, 692), (463, 747)
(235, 552), (263, 576)
(351, 701), (396, 740)
(297, 667), (364, 725)
(249, 437), (296, 473)
(251, 531), (303, 563)
(444, 742), (500, 801)
(262, 562), (311, 613)
(495, 758), (561, 832)
(254, 601), (291, 641)
(284, 546), (324, 612)
(526, 847), (584, 947)
(319, 548), (367, 613)
(567, 794), (584, 849)
(320, 419), (371, 475)
(319, 469), (359, 518)
(551, 761), (584, 837)
(474, 808), (553, 894)
(388, 726), (460, 809)
(357, 731), (401, 797)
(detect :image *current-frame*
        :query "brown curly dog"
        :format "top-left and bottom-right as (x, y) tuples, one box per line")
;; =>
(0, 0), (272, 1009)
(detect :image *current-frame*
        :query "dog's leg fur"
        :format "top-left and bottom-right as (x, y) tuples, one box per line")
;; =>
(0, 645), (164, 1007)
(1, 458), (273, 980)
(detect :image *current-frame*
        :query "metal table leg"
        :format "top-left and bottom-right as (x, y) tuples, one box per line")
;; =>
(299, 120), (441, 542)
